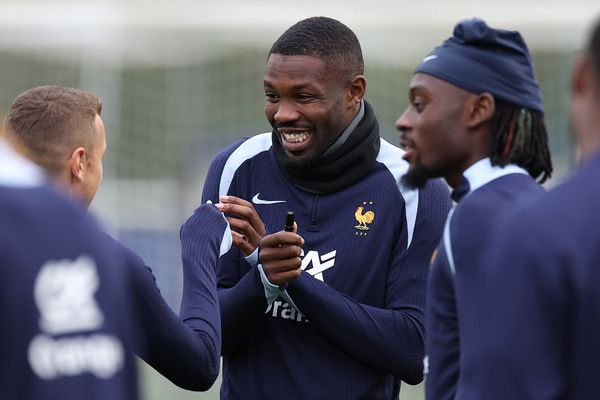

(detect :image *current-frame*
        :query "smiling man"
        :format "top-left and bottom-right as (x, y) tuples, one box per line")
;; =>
(189, 16), (451, 399)
(395, 19), (553, 400)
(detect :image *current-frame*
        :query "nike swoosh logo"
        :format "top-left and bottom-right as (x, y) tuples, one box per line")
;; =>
(252, 193), (286, 205)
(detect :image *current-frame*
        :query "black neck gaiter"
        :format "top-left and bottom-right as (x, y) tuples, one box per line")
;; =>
(271, 101), (381, 194)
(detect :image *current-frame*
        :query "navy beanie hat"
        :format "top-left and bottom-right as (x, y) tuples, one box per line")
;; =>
(414, 18), (544, 112)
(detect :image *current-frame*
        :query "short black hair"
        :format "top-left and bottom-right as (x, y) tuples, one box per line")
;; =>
(269, 16), (364, 80)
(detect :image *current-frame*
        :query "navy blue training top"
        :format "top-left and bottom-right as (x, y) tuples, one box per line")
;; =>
(457, 152), (600, 399)
(185, 133), (452, 399)
(0, 142), (138, 400)
(424, 158), (544, 400)
(109, 202), (230, 391)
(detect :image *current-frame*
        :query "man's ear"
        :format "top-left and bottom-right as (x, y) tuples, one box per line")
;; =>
(572, 55), (593, 96)
(69, 147), (87, 182)
(348, 75), (366, 106)
(466, 92), (495, 129)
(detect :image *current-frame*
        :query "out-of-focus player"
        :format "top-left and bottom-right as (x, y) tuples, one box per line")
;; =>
(3, 85), (232, 391)
(0, 135), (138, 399)
(458, 17), (600, 399)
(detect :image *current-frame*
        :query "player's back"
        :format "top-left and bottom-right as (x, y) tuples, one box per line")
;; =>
(456, 153), (600, 399)
(0, 144), (138, 400)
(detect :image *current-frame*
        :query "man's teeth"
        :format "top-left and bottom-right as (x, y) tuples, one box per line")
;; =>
(283, 132), (309, 143)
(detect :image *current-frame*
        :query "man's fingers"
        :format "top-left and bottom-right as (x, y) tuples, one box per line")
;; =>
(219, 195), (253, 208)
(216, 202), (266, 236)
(267, 269), (302, 286)
(263, 257), (302, 273)
(227, 217), (256, 236)
(231, 230), (247, 245)
(230, 229), (256, 256)
(260, 232), (304, 248)
(260, 245), (302, 263)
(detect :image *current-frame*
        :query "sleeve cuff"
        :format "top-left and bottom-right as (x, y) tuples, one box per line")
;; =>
(244, 247), (259, 267)
(257, 264), (282, 308)
(219, 218), (233, 257)
(257, 264), (303, 316)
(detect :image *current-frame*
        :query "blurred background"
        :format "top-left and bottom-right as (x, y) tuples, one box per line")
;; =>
(1, 1), (599, 398)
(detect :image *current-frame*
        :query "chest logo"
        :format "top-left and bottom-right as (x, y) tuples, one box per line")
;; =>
(354, 201), (375, 234)
(300, 250), (336, 282)
(252, 193), (286, 205)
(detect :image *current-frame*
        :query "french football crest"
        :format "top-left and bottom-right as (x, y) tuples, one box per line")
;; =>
(354, 201), (375, 234)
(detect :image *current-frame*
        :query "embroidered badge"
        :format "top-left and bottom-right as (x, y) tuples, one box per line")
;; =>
(354, 201), (375, 236)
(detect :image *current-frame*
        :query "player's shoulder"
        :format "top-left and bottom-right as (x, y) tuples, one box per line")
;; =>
(105, 235), (146, 266)
(211, 132), (272, 166)
(510, 155), (600, 236)
(0, 184), (94, 233)
(456, 179), (535, 218)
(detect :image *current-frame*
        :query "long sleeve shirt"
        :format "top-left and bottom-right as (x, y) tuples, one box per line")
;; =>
(184, 133), (451, 399)
(0, 141), (138, 400)
(109, 203), (231, 391)
(457, 152), (600, 399)
(424, 158), (544, 400)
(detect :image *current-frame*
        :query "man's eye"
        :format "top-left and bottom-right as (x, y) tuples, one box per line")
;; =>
(412, 101), (424, 112)
(265, 92), (279, 102)
(296, 94), (315, 102)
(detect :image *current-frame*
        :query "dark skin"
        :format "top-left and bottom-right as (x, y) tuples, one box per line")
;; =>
(570, 54), (600, 162)
(216, 54), (364, 285)
(395, 73), (495, 189)
(264, 54), (364, 163)
(257, 224), (304, 286)
(215, 195), (266, 256)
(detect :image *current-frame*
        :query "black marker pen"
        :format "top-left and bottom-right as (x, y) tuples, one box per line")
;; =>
(284, 211), (295, 232)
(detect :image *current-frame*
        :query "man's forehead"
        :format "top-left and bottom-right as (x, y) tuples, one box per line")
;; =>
(264, 57), (331, 89)
(410, 73), (470, 97)
(265, 54), (328, 77)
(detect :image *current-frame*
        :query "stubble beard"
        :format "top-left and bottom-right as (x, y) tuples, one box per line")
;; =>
(401, 162), (435, 189)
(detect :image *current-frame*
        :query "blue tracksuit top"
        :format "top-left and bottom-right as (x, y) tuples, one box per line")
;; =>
(424, 158), (545, 400)
(457, 151), (600, 399)
(185, 132), (452, 399)
(109, 202), (231, 391)
(0, 142), (138, 400)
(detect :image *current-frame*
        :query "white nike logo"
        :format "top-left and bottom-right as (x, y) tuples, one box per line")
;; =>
(422, 55), (438, 63)
(252, 193), (286, 205)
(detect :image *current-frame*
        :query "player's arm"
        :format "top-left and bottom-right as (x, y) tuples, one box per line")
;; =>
(280, 180), (451, 383)
(195, 144), (273, 355)
(424, 244), (460, 400)
(458, 214), (568, 399)
(115, 206), (229, 392)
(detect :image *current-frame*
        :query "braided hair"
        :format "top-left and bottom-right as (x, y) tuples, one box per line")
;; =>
(489, 99), (553, 183)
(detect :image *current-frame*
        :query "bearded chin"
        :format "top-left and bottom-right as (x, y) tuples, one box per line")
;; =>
(274, 147), (321, 174)
(401, 163), (434, 189)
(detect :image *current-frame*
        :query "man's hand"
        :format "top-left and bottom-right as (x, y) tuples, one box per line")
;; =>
(215, 195), (267, 257)
(259, 230), (304, 286)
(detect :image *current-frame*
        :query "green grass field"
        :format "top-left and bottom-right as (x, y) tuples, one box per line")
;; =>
(140, 360), (425, 399)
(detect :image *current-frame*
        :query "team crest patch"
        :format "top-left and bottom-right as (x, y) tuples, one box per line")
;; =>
(354, 201), (375, 236)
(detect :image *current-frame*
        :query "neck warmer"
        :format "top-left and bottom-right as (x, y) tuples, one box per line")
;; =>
(272, 100), (381, 194)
